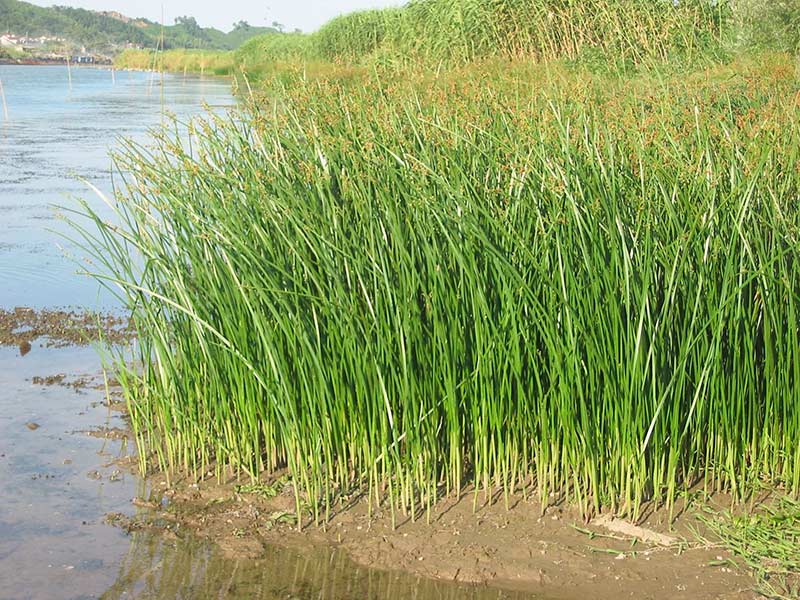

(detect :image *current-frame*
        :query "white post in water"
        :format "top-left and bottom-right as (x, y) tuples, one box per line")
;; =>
(148, 50), (157, 96)
(111, 67), (116, 85)
(0, 78), (8, 122)
(66, 57), (73, 92)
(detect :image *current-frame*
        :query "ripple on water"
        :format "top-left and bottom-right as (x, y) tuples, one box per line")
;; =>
(0, 65), (233, 310)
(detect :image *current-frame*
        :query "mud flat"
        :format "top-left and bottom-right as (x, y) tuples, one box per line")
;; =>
(110, 469), (764, 600)
(0, 307), (133, 348)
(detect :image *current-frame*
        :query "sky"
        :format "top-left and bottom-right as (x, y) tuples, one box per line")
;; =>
(26, 0), (404, 33)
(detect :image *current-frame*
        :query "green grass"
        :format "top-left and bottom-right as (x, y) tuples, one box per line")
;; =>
(163, 0), (729, 79)
(380, 0), (727, 65)
(234, 33), (314, 66)
(70, 48), (800, 532)
(701, 496), (800, 599)
(313, 0), (728, 66)
(114, 49), (235, 76)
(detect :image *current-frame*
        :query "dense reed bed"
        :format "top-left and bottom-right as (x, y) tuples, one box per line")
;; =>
(117, 0), (731, 75)
(73, 52), (800, 526)
(115, 48), (235, 75)
(315, 0), (727, 65)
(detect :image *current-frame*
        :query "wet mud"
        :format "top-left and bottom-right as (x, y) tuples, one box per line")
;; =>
(0, 307), (133, 349)
(111, 471), (758, 600)
(102, 531), (534, 600)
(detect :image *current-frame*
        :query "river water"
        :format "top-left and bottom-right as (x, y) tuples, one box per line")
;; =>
(0, 65), (536, 600)
(0, 65), (234, 308)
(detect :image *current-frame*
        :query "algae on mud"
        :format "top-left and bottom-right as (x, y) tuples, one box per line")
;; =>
(0, 307), (133, 348)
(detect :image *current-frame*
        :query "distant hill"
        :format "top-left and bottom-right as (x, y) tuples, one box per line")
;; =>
(0, 0), (276, 53)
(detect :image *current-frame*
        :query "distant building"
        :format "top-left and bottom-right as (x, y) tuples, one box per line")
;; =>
(0, 34), (21, 48)
(20, 38), (44, 52)
(1, 34), (67, 54)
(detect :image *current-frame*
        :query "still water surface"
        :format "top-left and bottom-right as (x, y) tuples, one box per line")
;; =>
(0, 64), (232, 309)
(0, 66), (537, 599)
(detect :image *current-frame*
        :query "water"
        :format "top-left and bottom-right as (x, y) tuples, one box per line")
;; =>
(0, 344), (138, 600)
(0, 65), (233, 309)
(0, 66), (538, 600)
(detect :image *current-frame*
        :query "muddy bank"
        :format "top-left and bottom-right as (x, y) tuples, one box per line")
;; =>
(110, 472), (758, 600)
(0, 307), (133, 348)
(9, 339), (763, 598)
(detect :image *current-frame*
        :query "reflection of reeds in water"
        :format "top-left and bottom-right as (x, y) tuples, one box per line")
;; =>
(100, 533), (523, 600)
(0, 78), (8, 122)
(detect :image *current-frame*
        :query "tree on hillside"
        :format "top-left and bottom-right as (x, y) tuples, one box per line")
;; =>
(175, 15), (201, 34)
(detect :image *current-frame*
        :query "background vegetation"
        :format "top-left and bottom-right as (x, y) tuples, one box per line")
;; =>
(0, 0), (275, 53)
(117, 0), (732, 76)
(113, 49), (235, 75)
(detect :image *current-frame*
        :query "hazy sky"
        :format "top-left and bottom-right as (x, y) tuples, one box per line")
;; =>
(27, 0), (404, 32)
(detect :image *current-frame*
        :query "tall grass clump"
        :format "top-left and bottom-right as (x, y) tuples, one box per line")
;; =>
(72, 54), (800, 527)
(314, 9), (402, 63)
(234, 33), (316, 68)
(390, 0), (728, 64)
(223, 1), (729, 70)
(314, 0), (729, 65)
(115, 49), (234, 75)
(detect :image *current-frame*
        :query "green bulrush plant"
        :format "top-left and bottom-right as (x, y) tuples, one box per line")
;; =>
(70, 54), (800, 529)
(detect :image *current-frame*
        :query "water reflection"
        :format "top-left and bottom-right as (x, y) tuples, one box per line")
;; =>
(0, 345), (138, 600)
